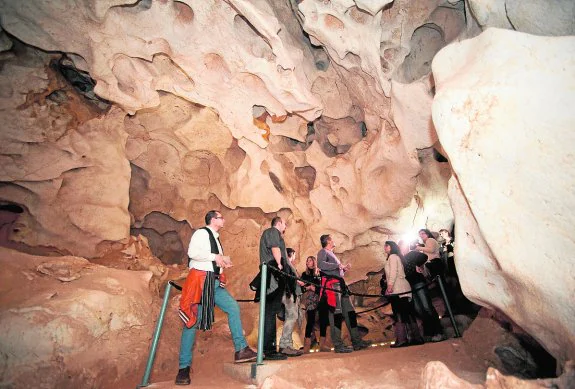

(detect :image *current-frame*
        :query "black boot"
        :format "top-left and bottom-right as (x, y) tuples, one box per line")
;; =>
(332, 313), (353, 352)
(175, 366), (191, 385)
(390, 322), (409, 348)
(407, 321), (425, 346)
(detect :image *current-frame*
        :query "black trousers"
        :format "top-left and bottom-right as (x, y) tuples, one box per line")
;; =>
(389, 296), (416, 324)
(263, 288), (283, 353)
(304, 300), (329, 338)
(411, 282), (442, 336)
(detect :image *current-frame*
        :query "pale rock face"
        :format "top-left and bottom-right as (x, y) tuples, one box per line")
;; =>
(420, 360), (575, 388)
(0, 0), (457, 264)
(432, 28), (575, 363)
(468, 0), (575, 36)
(0, 0), (323, 147)
(0, 53), (130, 257)
(0, 0), (572, 383)
(0, 247), (156, 388)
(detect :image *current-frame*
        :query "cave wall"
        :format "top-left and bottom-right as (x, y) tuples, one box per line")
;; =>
(0, 1), (574, 386)
(433, 28), (575, 364)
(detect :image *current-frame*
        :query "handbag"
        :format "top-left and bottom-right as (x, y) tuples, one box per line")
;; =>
(302, 289), (319, 311)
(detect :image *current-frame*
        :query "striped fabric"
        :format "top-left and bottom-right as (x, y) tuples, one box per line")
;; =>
(198, 271), (216, 330)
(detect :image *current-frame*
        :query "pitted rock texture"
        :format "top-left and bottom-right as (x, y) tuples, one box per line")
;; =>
(432, 28), (575, 364)
(0, 49), (130, 257)
(0, 247), (156, 389)
(0, 1), (457, 263)
(0, 1), (573, 385)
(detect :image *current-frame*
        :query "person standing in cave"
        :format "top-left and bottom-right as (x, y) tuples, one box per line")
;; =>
(300, 255), (330, 353)
(175, 210), (257, 386)
(384, 241), (425, 347)
(317, 234), (370, 353)
(415, 228), (444, 279)
(277, 247), (304, 357)
(398, 240), (444, 343)
(439, 229), (455, 277)
(257, 216), (290, 360)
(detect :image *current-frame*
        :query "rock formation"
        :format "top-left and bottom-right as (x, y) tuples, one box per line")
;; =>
(433, 27), (575, 364)
(0, 0), (573, 387)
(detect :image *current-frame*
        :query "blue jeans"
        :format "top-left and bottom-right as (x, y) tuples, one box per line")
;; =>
(178, 280), (248, 368)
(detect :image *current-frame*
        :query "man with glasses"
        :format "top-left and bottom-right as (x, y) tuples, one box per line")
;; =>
(176, 210), (257, 385)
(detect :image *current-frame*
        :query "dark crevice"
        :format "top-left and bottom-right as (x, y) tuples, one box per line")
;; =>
(269, 172), (284, 193)
(504, 2), (517, 31)
(433, 148), (449, 163)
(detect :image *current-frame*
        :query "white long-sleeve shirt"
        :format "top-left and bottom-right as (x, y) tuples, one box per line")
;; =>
(187, 227), (223, 272)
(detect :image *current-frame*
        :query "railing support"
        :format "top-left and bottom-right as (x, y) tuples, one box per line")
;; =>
(137, 281), (173, 388)
(251, 263), (268, 378)
(436, 275), (461, 338)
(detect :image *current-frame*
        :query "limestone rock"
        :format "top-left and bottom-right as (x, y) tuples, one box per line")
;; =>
(0, 0), (323, 147)
(420, 361), (483, 389)
(92, 234), (169, 294)
(0, 50), (131, 258)
(420, 360), (575, 389)
(36, 256), (90, 282)
(468, 0), (575, 36)
(432, 28), (575, 363)
(0, 247), (156, 389)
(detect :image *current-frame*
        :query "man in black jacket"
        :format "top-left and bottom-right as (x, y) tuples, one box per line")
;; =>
(399, 240), (444, 342)
(258, 216), (289, 360)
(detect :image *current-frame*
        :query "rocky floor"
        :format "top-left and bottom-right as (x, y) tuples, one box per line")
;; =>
(140, 309), (516, 389)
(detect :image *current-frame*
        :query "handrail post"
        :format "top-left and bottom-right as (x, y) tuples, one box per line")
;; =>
(436, 275), (461, 338)
(251, 263), (268, 378)
(137, 282), (173, 388)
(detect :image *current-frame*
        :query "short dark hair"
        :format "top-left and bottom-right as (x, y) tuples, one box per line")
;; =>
(320, 234), (331, 248)
(287, 248), (295, 257)
(205, 210), (220, 225)
(271, 216), (282, 227)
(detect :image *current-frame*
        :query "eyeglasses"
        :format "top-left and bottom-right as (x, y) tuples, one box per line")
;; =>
(214, 216), (224, 219)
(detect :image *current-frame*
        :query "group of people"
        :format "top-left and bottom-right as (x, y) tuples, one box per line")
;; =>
(257, 217), (370, 360)
(174, 210), (455, 385)
(381, 229), (447, 348)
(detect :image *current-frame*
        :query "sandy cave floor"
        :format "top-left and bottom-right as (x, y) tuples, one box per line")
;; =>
(140, 310), (502, 389)
(144, 338), (487, 389)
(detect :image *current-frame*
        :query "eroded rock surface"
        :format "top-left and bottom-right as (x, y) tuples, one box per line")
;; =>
(0, 247), (156, 389)
(432, 28), (575, 363)
(0, 0), (573, 387)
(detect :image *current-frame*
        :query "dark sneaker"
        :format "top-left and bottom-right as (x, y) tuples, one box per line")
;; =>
(280, 346), (303, 357)
(175, 366), (191, 385)
(390, 341), (409, 348)
(264, 351), (288, 360)
(430, 334), (445, 342)
(352, 340), (371, 351)
(334, 345), (353, 353)
(234, 346), (258, 363)
(409, 338), (425, 346)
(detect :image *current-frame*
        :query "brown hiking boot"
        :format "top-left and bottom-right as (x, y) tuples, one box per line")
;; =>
(279, 346), (303, 357)
(234, 346), (257, 363)
(175, 366), (191, 385)
(303, 337), (312, 353)
(319, 337), (331, 352)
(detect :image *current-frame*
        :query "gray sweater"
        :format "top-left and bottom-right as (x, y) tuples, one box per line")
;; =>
(317, 248), (344, 278)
